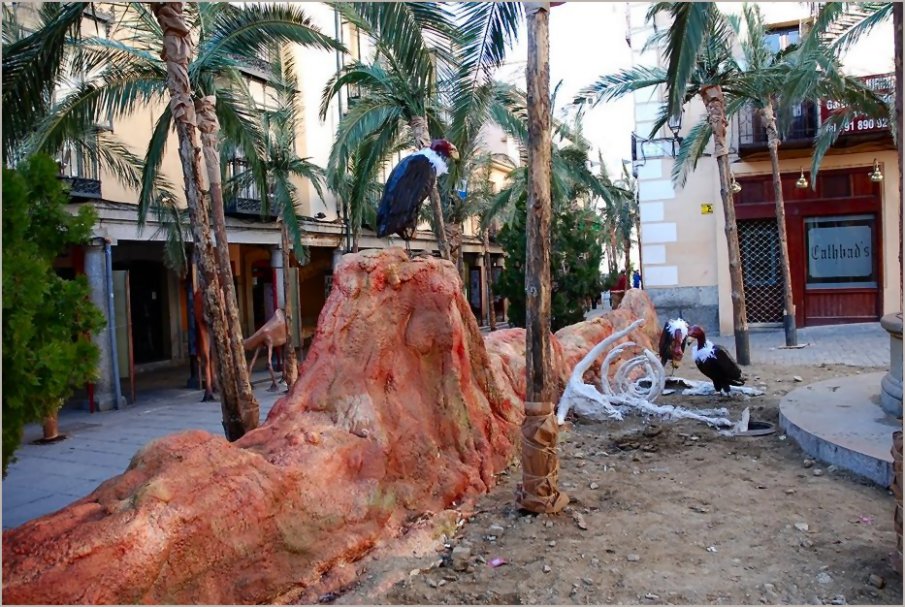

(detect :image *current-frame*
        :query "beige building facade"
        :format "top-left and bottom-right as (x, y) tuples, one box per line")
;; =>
(626, 2), (900, 335)
(10, 3), (513, 409)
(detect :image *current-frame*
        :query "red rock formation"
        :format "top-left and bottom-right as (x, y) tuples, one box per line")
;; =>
(2, 250), (659, 605)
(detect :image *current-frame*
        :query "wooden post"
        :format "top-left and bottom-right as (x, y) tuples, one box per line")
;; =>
(518, 1), (567, 515)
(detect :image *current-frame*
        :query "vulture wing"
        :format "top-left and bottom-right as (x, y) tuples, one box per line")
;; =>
(658, 321), (673, 365)
(713, 345), (745, 386)
(377, 154), (437, 239)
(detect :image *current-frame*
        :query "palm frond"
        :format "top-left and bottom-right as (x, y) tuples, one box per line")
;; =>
(574, 66), (667, 107)
(671, 116), (714, 187)
(647, 1), (714, 118)
(2, 2), (88, 157)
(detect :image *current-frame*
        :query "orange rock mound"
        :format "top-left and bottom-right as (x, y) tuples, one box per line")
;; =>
(2, 250), (658, 604)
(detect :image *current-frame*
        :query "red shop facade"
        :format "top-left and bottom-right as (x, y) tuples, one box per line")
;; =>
(734, 166), (885, 327)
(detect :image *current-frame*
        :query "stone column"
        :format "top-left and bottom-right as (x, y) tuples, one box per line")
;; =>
(881, 313), (903, 417)
(271, 246), (285, 309)
(84, 240), (118, 411)
(332, 247), (344, 270)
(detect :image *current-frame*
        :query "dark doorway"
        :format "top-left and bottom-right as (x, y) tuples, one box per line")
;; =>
(251, 260), (275, 330)
(128, 260), (167, 363)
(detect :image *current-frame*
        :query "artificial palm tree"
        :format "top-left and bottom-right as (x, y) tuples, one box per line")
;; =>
(25, 2), (340, 438)
(321, 3), (457, 260)
(2, 3), (164, 207)
(577, 2), (756, 364)
(800, 2), (899, 294)
(225, 48), (330, 389)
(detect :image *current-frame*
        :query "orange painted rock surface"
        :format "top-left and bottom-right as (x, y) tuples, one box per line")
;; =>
(2, 250), (659, 604)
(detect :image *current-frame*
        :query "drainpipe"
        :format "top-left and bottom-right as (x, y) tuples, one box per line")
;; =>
(104, 240), (123, 409)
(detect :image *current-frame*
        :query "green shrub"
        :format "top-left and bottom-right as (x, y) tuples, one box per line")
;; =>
(495, 195), (604, 332)
(2, 155), (104, 475)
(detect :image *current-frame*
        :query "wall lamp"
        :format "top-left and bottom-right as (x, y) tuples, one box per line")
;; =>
(869, 158), (883, 183)
(795, 168), (809, 190)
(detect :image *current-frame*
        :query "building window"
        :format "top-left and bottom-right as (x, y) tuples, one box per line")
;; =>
(764, 25), (801, 54)
(805, 214), (877, 289)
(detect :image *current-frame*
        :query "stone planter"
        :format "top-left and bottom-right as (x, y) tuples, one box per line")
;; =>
(880, 313), (903, 418)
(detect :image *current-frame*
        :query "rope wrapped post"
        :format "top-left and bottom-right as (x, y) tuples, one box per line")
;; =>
(516, 401), (569, 514)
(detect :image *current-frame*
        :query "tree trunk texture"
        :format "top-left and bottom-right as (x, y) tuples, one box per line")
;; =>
(700, 85), (750, 365)
(518, 1), (567, 515)
(607, 223), (618, 273)
(196, 96), (260, 434)
(409, 115), (451, 261)
(623, 238), (631, 275)
(280, 222), (299, 388)
(761, 102), (797, 346)
(152, 3), (256, 440)
(446, 221), (464, 271)
(895, 3), (903, 301)
(483, 228), (497, 331)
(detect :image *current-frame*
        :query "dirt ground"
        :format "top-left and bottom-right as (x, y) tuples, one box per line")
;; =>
(325, 361), (902, 606)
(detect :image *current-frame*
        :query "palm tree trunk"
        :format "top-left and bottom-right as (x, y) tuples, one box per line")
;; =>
(280, 222), (299, 388)
(152, 3), (256, 440)
(196, 96), (260, 437)
(895, 2), (903, 301)
(607, 222), (618, 273)
(519, 1), (566, 515)
(623, 237), (631, 275)
(409, 115), (451, 261)
(761, 102), (797, 346)
(700, 84), (750, 365)
(482, 228), (497, 330)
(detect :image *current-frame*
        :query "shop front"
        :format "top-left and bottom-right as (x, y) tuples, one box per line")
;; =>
(736, 165), (885, 327)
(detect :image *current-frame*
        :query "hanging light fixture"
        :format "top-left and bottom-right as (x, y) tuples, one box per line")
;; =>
(795, 167), (809, 189)
(869, 158), (884, 183)
(730, 175), (742, 194)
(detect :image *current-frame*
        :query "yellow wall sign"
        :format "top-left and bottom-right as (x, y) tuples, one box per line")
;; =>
(700, 203), (714, 215)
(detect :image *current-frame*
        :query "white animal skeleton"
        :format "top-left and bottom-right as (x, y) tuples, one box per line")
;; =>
(556, 318), (751, 435)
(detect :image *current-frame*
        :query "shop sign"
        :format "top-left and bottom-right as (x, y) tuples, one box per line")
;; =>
(819, 73), (894, 136)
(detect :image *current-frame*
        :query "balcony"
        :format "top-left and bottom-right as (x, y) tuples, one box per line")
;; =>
(738, 100), (819, 152)
(224, 157), (278, 221)
(737, 73), (895, 157)
(57, 145), (101, 199)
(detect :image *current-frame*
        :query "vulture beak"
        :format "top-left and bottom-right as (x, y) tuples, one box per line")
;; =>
(448, 144), (460, 161)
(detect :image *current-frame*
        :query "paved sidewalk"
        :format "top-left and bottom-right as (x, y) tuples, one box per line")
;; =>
(2, 321), (891, 530)
(2, 372), (285, 529)
(586, 305), (890, 368)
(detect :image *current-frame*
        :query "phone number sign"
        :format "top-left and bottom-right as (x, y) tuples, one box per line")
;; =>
(819, 73), (894, 136)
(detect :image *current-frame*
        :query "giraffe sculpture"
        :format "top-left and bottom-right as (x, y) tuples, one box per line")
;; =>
(244, 308), (288, 392)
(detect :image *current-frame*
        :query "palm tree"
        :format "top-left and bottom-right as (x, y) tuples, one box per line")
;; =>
(321, 3), (457, 261)
(2, 3), (166, 206)
(35, 2), (342, 439)
(576, 2), (766, 364)
(800, 2), (899, 296)
(225, 48), (330, 389)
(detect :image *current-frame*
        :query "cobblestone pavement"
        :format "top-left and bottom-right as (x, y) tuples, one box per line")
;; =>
(2, 318), (892, 529)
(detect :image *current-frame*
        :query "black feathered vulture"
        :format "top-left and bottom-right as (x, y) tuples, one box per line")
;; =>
(376, 139), (459, 241)
(658, 317), (689, 372)
(688, 325), (746, 396)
